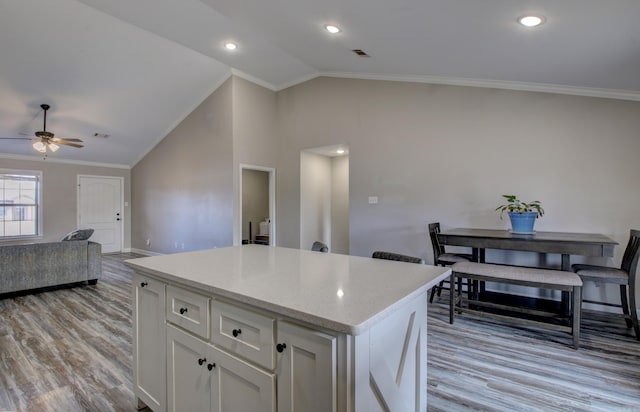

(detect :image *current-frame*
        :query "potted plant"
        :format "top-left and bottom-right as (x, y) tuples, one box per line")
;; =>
(495, 194), (544, 233)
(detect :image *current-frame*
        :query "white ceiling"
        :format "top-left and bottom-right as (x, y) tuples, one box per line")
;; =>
(1, 0), (639, 167)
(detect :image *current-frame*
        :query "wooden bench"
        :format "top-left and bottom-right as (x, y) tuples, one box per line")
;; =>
(450, 262), (583, 348)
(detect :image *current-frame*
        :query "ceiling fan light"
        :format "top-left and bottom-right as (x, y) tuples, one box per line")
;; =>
(48, 142), (60, 152)
(33, 141), (46, 153)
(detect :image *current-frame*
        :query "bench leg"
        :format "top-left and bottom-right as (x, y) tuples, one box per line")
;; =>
(449, 273), (455, 324)
(572, 285), (582, 349)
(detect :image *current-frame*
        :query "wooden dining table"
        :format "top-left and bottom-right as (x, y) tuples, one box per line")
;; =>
(437, 228), (617, 270)
(437, 228), (618, 312)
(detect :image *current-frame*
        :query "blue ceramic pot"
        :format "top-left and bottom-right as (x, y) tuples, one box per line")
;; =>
(508, 211), (538, 233)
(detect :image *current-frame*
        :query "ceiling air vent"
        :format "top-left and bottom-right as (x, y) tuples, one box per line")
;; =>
(351, 49), (370, 57)
(93, 133), (110, 138)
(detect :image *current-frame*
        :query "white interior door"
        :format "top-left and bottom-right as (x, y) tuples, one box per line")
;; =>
(78, 175), (123, 253)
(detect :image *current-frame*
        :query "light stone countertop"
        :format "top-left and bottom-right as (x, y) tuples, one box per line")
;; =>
(125, 245), (450, 335)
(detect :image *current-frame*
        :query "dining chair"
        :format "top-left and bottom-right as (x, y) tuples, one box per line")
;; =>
(311, 241), (329, 253)
(428, 222), (473, 303)
(572, 229), (640, 340)
(372, 251), (424, 264)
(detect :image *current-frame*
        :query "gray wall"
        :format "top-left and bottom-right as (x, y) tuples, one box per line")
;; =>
(130, 74), (640, 307)
(331, 155), (349, 254)
(300, 151), (332, 250)
(231, 77), (278, 245)
(131, 78), (234, 253)
(299, 152), (350, 254)
(276, 77), (640, 267)
(131, 76), (279, 253)
(0, 157), (131, 247)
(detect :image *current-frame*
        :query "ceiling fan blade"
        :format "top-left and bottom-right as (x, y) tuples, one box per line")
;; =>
(0, 137), (33, 141)
(55, 141), (84, 148)
(51, 137), (84, 143)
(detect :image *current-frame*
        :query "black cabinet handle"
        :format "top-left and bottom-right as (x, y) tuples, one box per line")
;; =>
(232, 329), (242, 338)
(140, 282), (148, 288)
(276, 343), (287, 353)
(179, 307), (188, 315)
(198, 358), (206, 366)
(207, 363), (216, 371)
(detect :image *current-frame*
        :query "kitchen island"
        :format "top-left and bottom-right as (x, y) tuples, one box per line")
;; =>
(126, 245), (450, 412)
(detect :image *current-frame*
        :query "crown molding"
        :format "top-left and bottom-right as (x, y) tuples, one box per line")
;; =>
(231, 68), (278, 91)
(0, 152), (130, 169)
(270, 70), (640, 101)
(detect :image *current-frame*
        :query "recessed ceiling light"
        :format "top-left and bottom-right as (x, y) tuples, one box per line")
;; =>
(336, 149), (345, 154)
(325, 24), (341, 34)
(224, 42), (237, 51)
(518, 15), (544, 27)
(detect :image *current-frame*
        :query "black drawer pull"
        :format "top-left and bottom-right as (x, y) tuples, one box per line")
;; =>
(276, 343), (287, 353)
(207, 363), (216, 371)
(232, 329), (242, 338)
(140, 282), (148, 287)
(198, 358), (206, 366)
(179, 307), (188, 315)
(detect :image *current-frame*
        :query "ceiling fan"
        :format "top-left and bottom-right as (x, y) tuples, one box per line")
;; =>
(0, 104), (84, 154)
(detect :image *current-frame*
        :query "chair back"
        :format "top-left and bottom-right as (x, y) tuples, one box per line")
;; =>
(622, 229), (640, 282)
(372, 251), (424, 264)
(428, 222), (445, 261)
(311, 241), (329, 253)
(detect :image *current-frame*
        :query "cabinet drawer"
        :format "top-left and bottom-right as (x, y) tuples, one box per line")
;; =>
(211, 300), (276, 369)
(166, 285), (210, 339)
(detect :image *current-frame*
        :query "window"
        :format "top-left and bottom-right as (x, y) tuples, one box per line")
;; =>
(0, 170), (42, 239)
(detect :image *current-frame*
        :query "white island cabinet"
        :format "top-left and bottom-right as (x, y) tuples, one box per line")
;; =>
(126, 245), (450, 412)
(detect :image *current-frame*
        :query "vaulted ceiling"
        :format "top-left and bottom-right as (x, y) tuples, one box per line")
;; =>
(1, 0), (639, 167)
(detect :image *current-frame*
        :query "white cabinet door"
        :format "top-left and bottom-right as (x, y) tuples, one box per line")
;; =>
(211, 346), (276, 412)
(167, 324), (275, 412)
(133, 273), (166, 412)
(276, 321), (337, 412)
(166, 325), (212, 412)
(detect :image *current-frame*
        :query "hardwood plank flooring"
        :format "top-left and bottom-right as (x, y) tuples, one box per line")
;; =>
(0, 253), (142, 412)
(1, 253), (639, 411)
(428, 295), (640, 411)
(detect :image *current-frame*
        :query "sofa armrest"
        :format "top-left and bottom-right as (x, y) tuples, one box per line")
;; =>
(88, 241), (102, 280)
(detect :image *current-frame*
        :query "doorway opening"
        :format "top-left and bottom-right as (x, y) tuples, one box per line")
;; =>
(300, 145), (349, 254)
(239, 164), (275, 246)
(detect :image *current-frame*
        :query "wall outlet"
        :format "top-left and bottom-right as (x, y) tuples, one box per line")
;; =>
(145, 239), (150, 246)
(368, 196), (379, 204)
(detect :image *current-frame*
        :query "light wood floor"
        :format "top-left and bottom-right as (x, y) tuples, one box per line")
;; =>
(0, 253), (639, 411)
